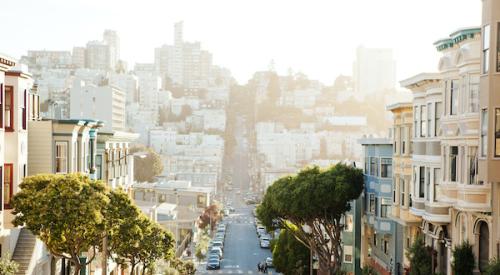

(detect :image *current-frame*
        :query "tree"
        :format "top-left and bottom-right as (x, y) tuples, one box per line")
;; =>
(0, 254), (19, 275)
(169, 258), (196, 275)
(138, 223), (175, 275)
(485, 259), (500, 275)
(266, 72), (281, 105)
(198, 204), (221, 231)
(12, 174), (109, 275)
(272, 228), (310, 275)
(257, 164), (364, 275)
(130, 146), (164, 182)
(105, 189), (149, 275)
(452, 241), (474, 275)
(407, 236), (432, 275)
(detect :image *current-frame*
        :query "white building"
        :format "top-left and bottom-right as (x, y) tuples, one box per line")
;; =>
(69, 82), (126, 132)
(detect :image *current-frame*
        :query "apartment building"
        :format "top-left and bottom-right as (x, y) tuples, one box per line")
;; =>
(478, 0), (500, 272)
(387, 102), (419, 274)
(359, 137), (400, 275)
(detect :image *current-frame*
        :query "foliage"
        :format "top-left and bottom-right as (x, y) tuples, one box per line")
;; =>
(12, 174), (109, 275)
(198, 204), (221, 230)
(272, 228), (310, 275)
(163, 267), (180, 275)
(484, 258), (500, 275)
(195, 233), (210, 261)
(130, 145), (164, 182)
(169, 258), (196, 275)
(266, 72), (281, 104)
(452, 241), (474, 275)
(0, 254), (19, 275)
(406, 235), (432, 275)
(257, 164), (364, 274)
(256, 101), (314, 129)
(361, 265), (379, 275)
(139, 223), (175, 274)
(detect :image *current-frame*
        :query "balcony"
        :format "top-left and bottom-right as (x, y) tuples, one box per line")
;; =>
(422, 202), (451, 223)
(455, 183), (491, 212)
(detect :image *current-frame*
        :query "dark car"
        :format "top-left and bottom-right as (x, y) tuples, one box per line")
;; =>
(206, 258), (220, 270)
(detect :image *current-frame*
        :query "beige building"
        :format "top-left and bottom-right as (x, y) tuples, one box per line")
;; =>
(478, 0), (500, 272)
(387, 102), (420, 272)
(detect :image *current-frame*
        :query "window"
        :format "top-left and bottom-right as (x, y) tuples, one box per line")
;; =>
(495, 109), (500, 157)
(373, 233), (377, 247)
(414, 106), (419, 138)
(364, 157), (369, 174)
(369, 194), (375, 213)
(469, 147), (478, 185)
(393, 180), (397, 204)
(400, 178), (405, 207)
(469, 75), (480, 113)
(419, 167), (425, 198)
(343, 246), (353, 263)
(0, 84), (3, 128)
(481, 109), (488, 157)
(370, 157), (379, 177)
(383, 239), (389, 254)
(483, 24), (490, 73)
(450, 80), (459, 116)
(435, 102), (443, 136)
(380, 199), (390, 218)
(22, 89), (26, 130)
(497, 23), (500, 71)
(434, 168), (441, 201)
(401, 127), (407, 154)
(96, 155), (103, 180)
(345, 215), (353, 231)
(426, 167), (431, 201)
(450, 146), (458, 182)
(55, 141), (68, 174)
(421, 105), (427, 137)
(427, 102), (432, 137)
(4, 164), (13, 209)
(381, 158), (392, 178)
(4, 86), (13, 131)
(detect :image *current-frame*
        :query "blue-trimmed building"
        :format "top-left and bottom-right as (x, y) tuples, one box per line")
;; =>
(358, 137), (402, 275)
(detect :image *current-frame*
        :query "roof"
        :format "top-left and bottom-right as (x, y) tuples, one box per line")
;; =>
(386, 102), (413, 111)
(434, 26), (481, 51)
(399, 72), (441, 88)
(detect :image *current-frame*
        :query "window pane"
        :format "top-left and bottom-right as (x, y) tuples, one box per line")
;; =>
(421, 105), (427, 137)
(419, 167), (425, 198)
(496, 109), (500, 157)
(435, 102), (443, 136)
(484, 24), (490, 73)
(497, 23), (500, 72)
(450, 80), (459, 115)
(481, 109), (488, 157)
(450, 146), (458, 182)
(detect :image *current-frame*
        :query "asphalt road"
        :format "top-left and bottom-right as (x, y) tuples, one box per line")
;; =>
(196, 202), (278, 274)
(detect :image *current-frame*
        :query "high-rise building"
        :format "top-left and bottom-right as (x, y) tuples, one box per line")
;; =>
(103, 29), (120, 66)
(86, 40), (112, 71)
(353, 46), (396, 95)
(172, 21), (184, 86)
(72, 46), (86, 68)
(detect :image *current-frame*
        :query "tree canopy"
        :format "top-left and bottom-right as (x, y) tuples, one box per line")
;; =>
(12, 174), (109, 275)
(272, 228), (310, 275)
(257, 164), (364, 274)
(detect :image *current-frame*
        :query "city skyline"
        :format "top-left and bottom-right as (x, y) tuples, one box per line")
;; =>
(3, 0), (481, 84)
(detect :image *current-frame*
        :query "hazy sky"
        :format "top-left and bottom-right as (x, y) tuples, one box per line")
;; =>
(3, 0), (481, 85)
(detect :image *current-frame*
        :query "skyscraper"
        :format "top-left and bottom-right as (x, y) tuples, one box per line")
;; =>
(353, 46), (396, 95)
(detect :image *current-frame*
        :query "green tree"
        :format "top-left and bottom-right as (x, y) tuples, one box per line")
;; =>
(12, 174), (109, 275)
(484, 259), (500, 275)
(0, 254), (19, 275)
(105, 189), (150, 275)
(138, 223), (175, 275)
(407, 236), (432, 275)
(130, 146), (164, 182)
(452, 241), (474, 275)
(257, 164), (364, 274)
(272, 228), (310, 275)
(169, 258), (196, 275)
(361, 265), (379, 275)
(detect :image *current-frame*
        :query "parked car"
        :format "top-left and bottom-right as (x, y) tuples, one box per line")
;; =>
(211, 240), (224, 251)
(215, 232), (225, 240)
(260, 239), (270, 248)
(265, 257), (273, 267)
(260, 234), (271, 242)
(209, 247), (223, 258)
(256, 226), (266, 237)
(206, 258), (220, 270)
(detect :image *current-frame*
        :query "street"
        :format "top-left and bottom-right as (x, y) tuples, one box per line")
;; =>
(196, 201), (277, 274)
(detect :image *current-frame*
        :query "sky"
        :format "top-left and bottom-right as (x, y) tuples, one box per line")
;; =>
(2, 0), (481, 85)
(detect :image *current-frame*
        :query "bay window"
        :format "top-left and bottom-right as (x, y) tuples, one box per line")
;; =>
(483, 24), (490, 73)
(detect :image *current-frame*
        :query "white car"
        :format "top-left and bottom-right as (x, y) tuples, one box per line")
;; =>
(260, 239), (270, 248)
(266, 257), (273, 267)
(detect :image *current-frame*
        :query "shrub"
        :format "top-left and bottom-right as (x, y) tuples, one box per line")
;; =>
(362, 265), (379, 275)
(452, 241), (474, 275)
(407, 235), (432, 275)
(484, 258), (500, 275)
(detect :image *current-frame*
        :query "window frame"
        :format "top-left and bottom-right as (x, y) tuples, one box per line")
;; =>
(22, 89), (27, 130)
(483, 24), (490, 74)
(4, 85), (14, 132)
(450, 79), (459, 116)
(4, 164), (13, 209)
(419, 166), (425, 198)
(450, 146), (458, 182)
(420, 104), (427, 137)
(481, 109), (488, 157)
(435, 102), (443, 137)
(380, 158), (392, 178)
(495, 108), (500, 157)
(55, 141), (69, 174)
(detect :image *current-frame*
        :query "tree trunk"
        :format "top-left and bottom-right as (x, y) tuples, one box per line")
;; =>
(73, 264), (81, 275)
(129, 263), (136, 275)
